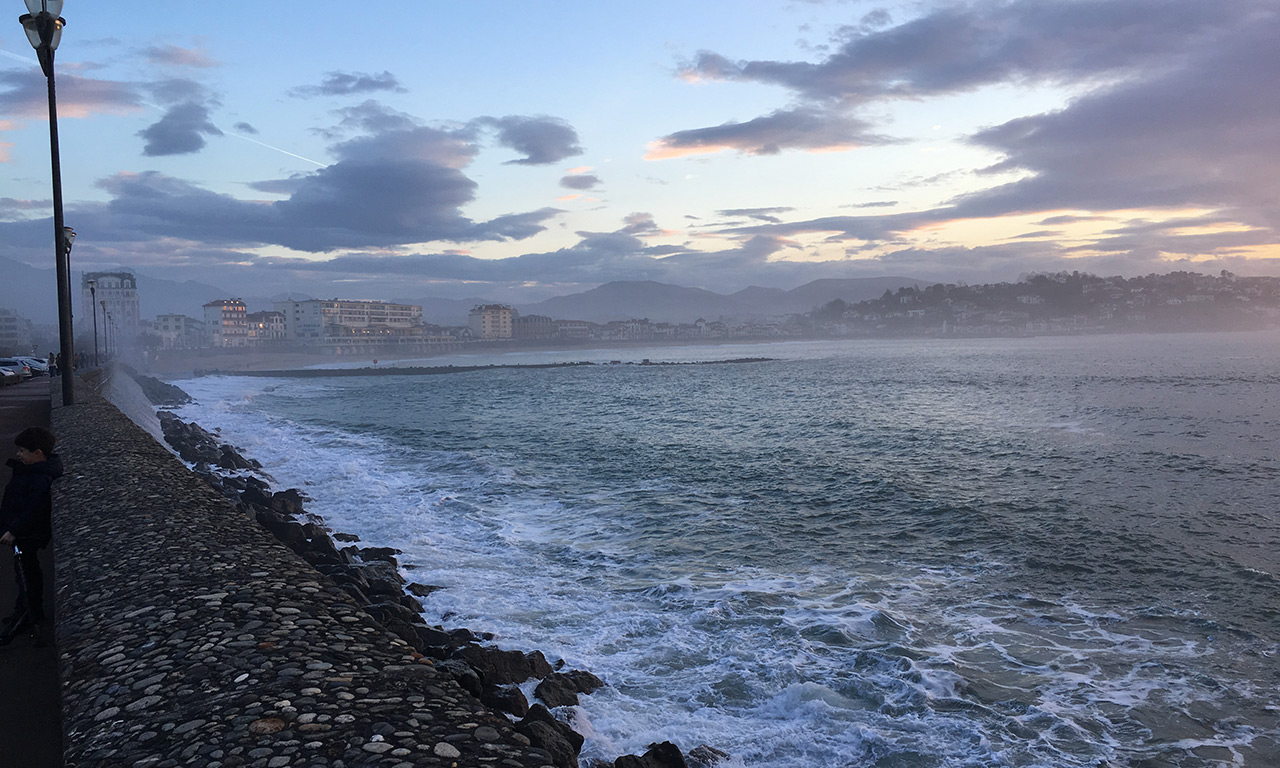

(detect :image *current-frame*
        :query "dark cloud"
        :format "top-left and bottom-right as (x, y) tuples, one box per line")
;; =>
(144, 45), (218, 68)
(717, 207), (796, 223)
(649, 107), (886, 157)
(87, 117), (561, 252)
(0, 69), (140, 119)
(952, 11), (1280, 231)
(661, 1), (1249, 157)
(683, 1), (1231, 104)
(138, 102), (223, 156)
(233, 122), (258, 135)
(472, 115), (583, 165)
(290, 71), (406, 98)
(148, 78), (213, 106)
(560, 174), (601, 190)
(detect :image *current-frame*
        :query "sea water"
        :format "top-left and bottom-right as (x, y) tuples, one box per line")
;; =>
(172, 333), (1280, 767)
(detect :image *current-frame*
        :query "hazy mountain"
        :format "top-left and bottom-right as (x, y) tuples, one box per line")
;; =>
(518, 281), (743, 324)
(778, 277), (928, 314)
(514, 277), (929, 323)
(2, 256), (928, 327)
(0, 256), (232, 324)
(392, 295), (499, 326)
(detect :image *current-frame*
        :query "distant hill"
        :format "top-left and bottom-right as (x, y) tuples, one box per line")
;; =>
(0, 257), (928, 327)
(514, 277), (928, 323)
(0, 256), (232, 324)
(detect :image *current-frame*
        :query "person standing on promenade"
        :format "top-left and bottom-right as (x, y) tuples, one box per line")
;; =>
(0, 427), (62, 645)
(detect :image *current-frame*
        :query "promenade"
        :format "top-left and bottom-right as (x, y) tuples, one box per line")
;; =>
(0, 377), (63, 767)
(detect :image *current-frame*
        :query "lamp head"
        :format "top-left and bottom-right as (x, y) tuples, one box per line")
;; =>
(63, 226), (75, 253)
(18, 1), (65, 52)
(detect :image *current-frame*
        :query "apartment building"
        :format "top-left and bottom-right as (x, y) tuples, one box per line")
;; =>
(82, 272), (141, 343)
(468, 304), (515, 339)
(203, 299), (249, 347)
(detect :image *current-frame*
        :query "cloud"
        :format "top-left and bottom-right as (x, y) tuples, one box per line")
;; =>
(560, 173), (601, 190)
(663, 1), (1247, 157)
(0, 69), (141, 119)
(647, 107), (887, 158)
(717, 207), (796, 223)
(290, 71), (406, 98)
(472, 115), (584, 165)
(138, 102), (223, 156)
(950, 9), (1280, 232)
(82, 114), (563, 253)
(145, 45), (218, 68)
(233, 122), (258, 135)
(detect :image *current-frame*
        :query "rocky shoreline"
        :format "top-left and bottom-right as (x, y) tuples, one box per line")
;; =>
(140, 372), (727, 768)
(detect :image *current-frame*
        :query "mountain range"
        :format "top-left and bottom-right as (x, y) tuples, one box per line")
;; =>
(0, 256), (925, 327)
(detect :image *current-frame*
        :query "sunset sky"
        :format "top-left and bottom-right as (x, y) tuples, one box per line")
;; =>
(2, 0), (1278, 302)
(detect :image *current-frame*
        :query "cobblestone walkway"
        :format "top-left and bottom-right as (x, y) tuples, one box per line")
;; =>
(53, 393), (556, 768)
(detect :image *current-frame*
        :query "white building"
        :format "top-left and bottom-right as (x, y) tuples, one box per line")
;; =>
(246, 310), (286, 344)
(468, 304), (515, 339)
(153, 314), (204, 349)
(82, 272), (141, 344)
(0, 308), (33, 354)
(273, 299), (424, 346)
(203, 299), (248, 347)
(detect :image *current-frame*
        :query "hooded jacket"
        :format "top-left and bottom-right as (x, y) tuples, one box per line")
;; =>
(0, 453), (63, 548)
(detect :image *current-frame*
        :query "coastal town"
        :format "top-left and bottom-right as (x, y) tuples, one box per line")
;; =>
(2, 270), (1280, 361)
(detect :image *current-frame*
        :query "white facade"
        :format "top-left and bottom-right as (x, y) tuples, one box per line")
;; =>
(273, 299), (423, 343)
(468, 304), (516, 339)
(203, 299), (249, 347)
(82, 272), (141, 344)
(153, 314), (204, 349)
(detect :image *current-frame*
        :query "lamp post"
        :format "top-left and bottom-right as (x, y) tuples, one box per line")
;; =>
(88, 277), (98, 366)
(19, 0), (74, 405)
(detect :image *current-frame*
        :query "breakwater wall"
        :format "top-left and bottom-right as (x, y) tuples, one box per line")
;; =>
(51, 381), (562, 768)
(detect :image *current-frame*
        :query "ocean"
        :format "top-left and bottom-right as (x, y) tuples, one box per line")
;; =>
(171, 332), (1280, 767)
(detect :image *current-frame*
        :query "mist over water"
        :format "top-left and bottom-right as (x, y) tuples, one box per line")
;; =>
(175, 333), (1280, 767)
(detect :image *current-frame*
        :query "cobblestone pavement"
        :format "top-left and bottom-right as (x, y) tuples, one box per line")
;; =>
(52, 391), (557, 768)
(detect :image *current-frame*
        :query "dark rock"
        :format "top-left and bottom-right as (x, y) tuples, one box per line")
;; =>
(406, 582), (443, 598)
(365, 601), (422, 627)
(482, 685), (530, 718)
(435, 660), (482, 697)
(516, 705), (583, 768)
(455, 646), (554, 686)
(535, 669), (606, 708)
(241, 484), (272, 508)
(333, 532), (360, 543)
(614, 742), (687, 768)
(136, 375), (194, 405)
(271, 489), (307, 516)
(356, 546), (402, 564)
(687, 745), (731, 768)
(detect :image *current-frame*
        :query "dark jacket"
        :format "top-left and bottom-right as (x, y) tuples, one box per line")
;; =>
(0, 454), (63, 548)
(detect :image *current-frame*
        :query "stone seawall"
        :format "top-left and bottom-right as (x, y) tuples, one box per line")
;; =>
(51, 388), (559, 768)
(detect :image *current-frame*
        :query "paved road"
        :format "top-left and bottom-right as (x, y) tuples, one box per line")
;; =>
(0, 377), (63, 767)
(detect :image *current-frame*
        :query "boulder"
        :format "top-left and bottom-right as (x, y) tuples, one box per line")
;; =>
(614, 742), (687, 768)
(482, 685), (530, 718)
(687, 745), (730, 768)
(454, 645), (554, 686)
(535, 669), (606, 708)
(516, 705), (583, 768)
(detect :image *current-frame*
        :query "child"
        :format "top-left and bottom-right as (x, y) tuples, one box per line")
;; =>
(0, 426), (62, 645)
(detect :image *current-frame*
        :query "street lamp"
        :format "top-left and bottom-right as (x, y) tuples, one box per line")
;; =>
(87, 277), (98, 366)
(19, 0), (74, 405)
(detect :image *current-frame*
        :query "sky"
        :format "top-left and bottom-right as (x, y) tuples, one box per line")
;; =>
(2, 0), (1279, 304)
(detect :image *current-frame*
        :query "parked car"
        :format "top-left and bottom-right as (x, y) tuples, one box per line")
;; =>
(0, 367), (20, 386)
(14, 356), (48, 375)
(0, 359), (33, 379)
